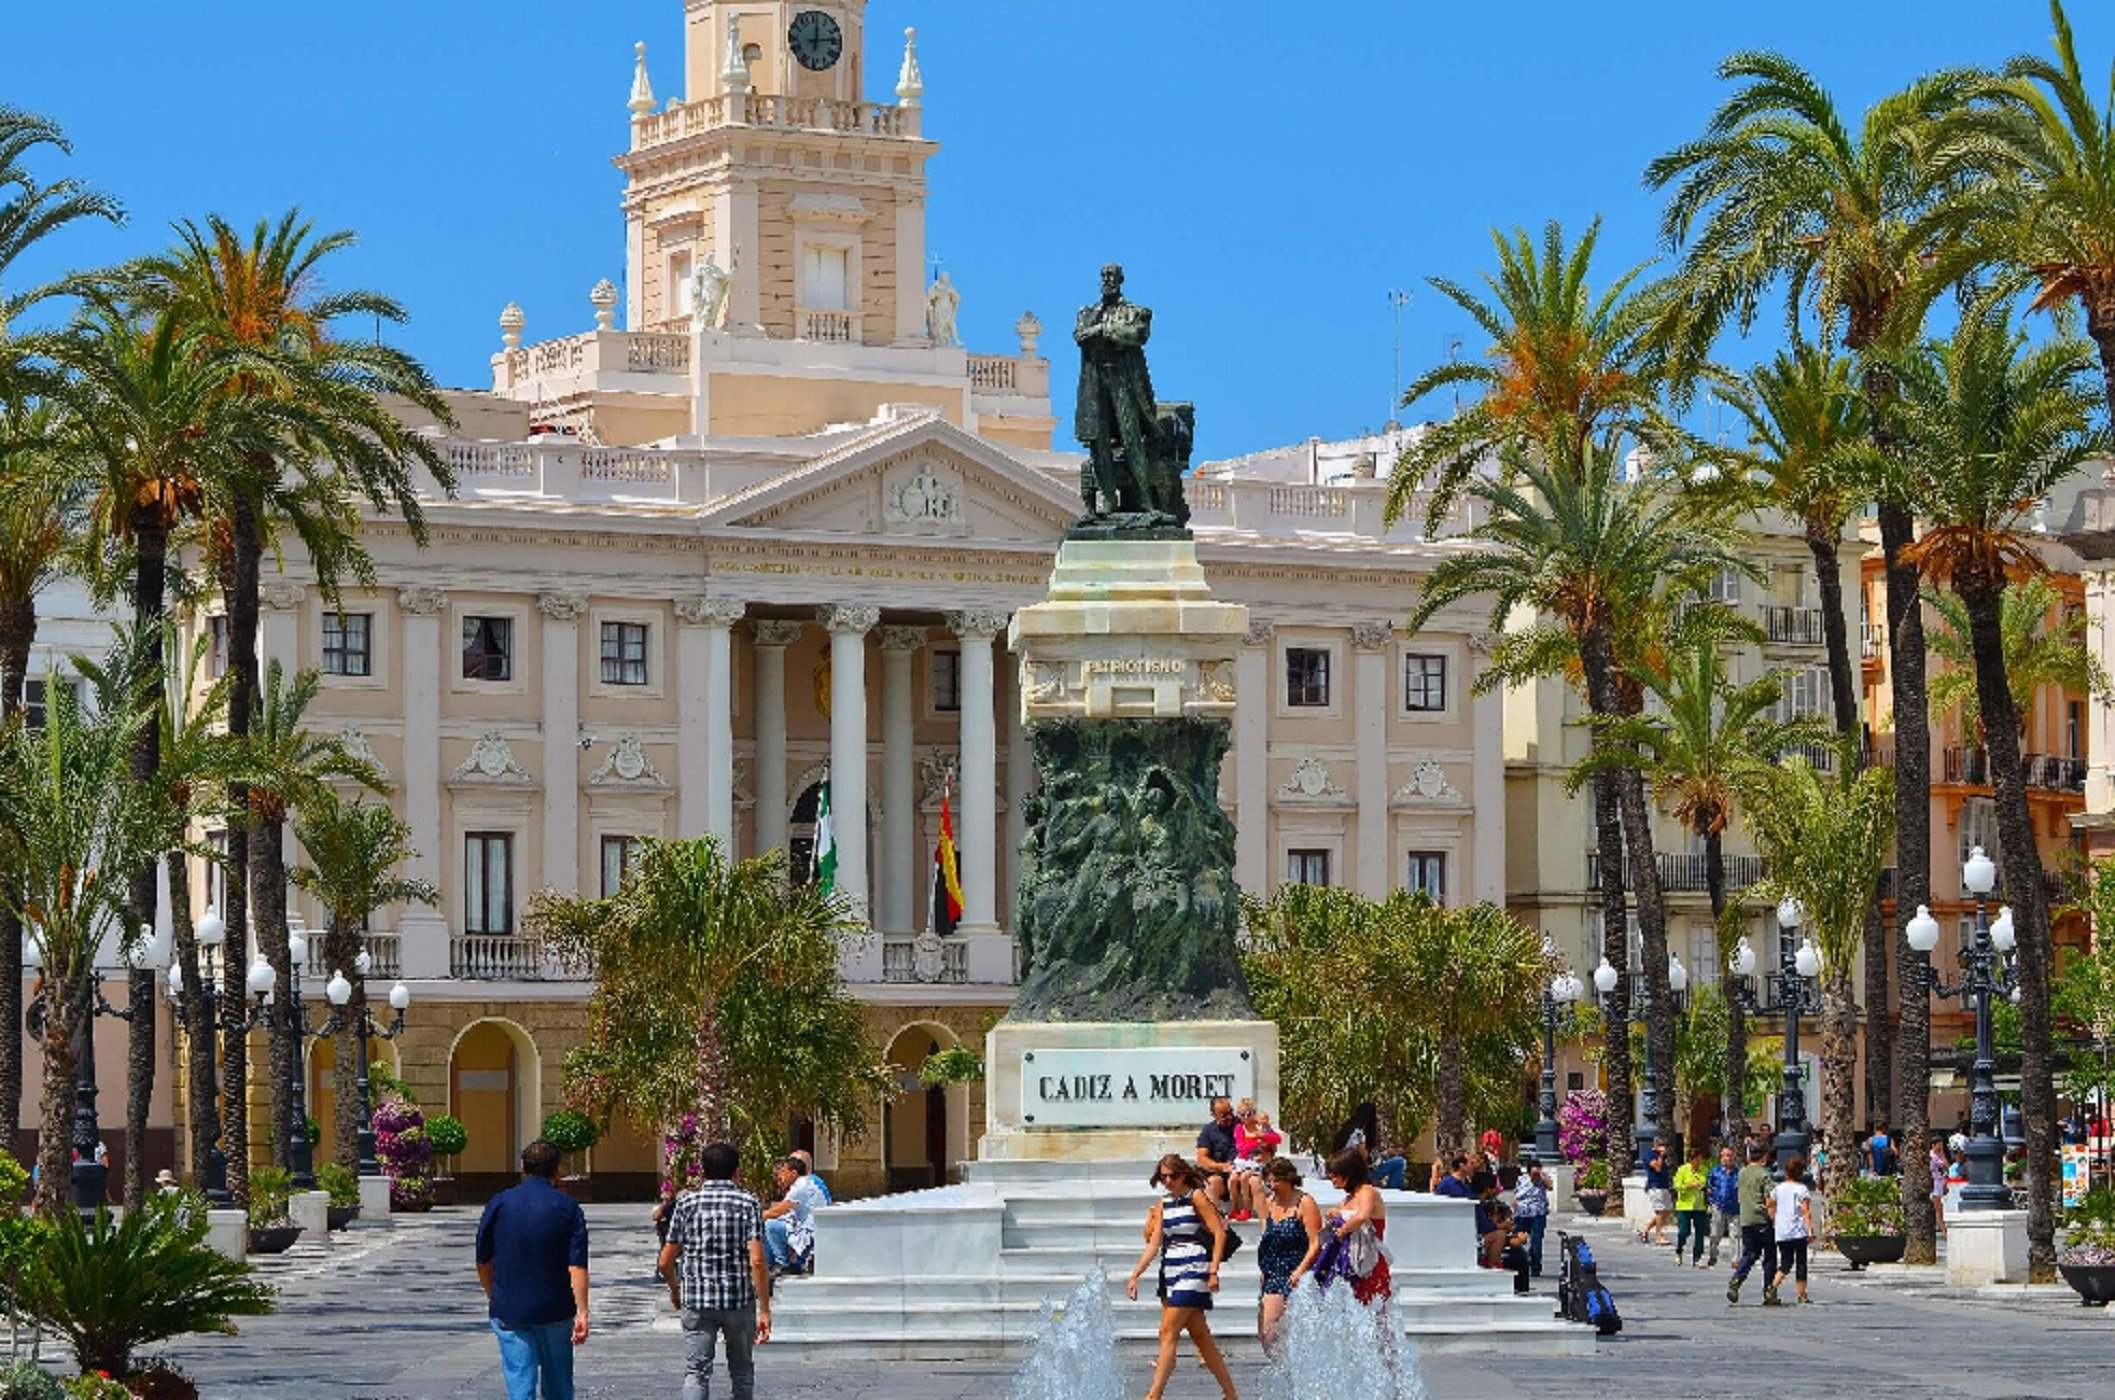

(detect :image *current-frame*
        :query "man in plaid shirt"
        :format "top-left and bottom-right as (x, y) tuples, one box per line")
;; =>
(658, 1141), (771, 1400)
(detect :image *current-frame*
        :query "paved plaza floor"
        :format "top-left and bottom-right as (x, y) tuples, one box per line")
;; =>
(144, 1203), (2115, 1398)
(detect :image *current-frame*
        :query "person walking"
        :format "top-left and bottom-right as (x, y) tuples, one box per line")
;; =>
(1672, 1143), (1710, 1268)
(1126, 1154), (1237, 1400)
(1726, 1140), (1777, 1305)
(1768, 1154), (1817, 1306)
(1639, 1138), (1673, 1246)
(1254, 1157), (1322, 1352)
(475, 1140), (590, 1400)
(658, 1141), (770, 1400)
(1929, 1133), (1949, 1238)
(1704, 1145), (1740, 1267)
(1318, 1148), (1392, 1306)
(1512, 1155), (1552, 1278)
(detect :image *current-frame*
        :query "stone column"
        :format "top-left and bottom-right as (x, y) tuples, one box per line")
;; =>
(1352, 621), (1393, 899)
(1234, 620), (1271, 896)
(820, 605), (879, 929)
(1469, 632), (1505, 903)
(538, 592), (586, 895)
(750, 621), (804, 860)
(1004, 651), (1032, 934)
(949, 610), (1010, 981)
(396, 586), (449, 979)
(877, 626), (924, 934)
(678, 597), (746, 850)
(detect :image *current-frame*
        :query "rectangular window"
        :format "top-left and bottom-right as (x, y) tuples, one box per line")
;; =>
(462, 616), (512, 682)
(23, 678), (49, 729)
(1403, 653), (1447, 713)
(208, 616), (230, 677)
(1777, 665), (1830, 722)
(1407, 851), (1446, 903)
(322, 612), (373, 677)
(669, 249), (694, 317)
(203, 829), (228, 917)
(1706, 568), (1740, 606)
(465, 832), (514, 935)
(600, 835), (640, 897)
(2069, 700), (2084, 761)
(1286, 849), (1331, 887)
(599, 621), (649, 687)
(1285, 648), (1330, 707)
(931, 649), (962, 713)
(803, 245), (849, 311)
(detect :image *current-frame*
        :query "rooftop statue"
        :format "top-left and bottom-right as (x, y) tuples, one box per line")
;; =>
(1073, 264), (1192, 538)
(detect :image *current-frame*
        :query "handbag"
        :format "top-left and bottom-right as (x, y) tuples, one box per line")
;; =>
(1220, 1225), (1245, 1260)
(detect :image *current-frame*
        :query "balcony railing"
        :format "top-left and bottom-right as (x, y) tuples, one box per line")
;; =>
(1782, 739), (1839, 773)
(1943, 747), (2086, 792)
(630, 92), (914, 151)
(796, 308), (859, 344)
(1587, 850), (1764, 893)
(1763, 605), (1827, 646)
(880, 936), (968, 984)
(1181, 476), (1475, 541)
(449, 935), (593, 981)
(1861, 622), (1885, 661)
(303, 932), (400, 980)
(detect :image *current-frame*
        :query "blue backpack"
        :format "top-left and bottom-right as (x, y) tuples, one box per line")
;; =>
(1572, 1239), (1596, 1274)
(1583, 1280), (1622, 1334)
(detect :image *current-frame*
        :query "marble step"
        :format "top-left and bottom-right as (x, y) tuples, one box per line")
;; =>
(993, 1246), (1515, 1295)
(757, 1316), (1595, 1363)
(770, 1289), (1560, 1337)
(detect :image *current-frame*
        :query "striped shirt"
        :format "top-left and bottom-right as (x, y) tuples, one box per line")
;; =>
(1159, 1192), (1213, 1306)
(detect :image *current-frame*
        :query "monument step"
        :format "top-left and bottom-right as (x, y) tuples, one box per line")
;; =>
(770, 1291), (1569, 1339)
(757, 1316), (1595, 1362)
(992, 1246), (1519, 1294)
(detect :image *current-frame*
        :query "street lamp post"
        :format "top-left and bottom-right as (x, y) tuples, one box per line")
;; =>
(1732, 898), (1824, 1172)
(320, 958), (411, 1179)
(1594, 952), (1688, 1167)
(283, 931), (321, 1190)
(1535, 943), (1584, 1161)
(1905, 845), (2020, 1212)
(164, 906), (272, 1207)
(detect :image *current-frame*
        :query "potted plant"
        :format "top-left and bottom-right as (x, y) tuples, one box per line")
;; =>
(373, 1100), (434, 1213)
(542, 1110), (600, 1203)
(1575, 1159), (1612, 1217)
(1827, 1176), (1906, 1269)
(425, 1116), (468, 1208)
(918, 1044), (983, 1088)
(316, 1163), (360, 1231)
(243, 1167), (302, 1255)
(2059, 1186), (2115, 1304)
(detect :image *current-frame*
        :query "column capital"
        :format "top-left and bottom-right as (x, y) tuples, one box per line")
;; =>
(261, 581), (308, 611)
(818, 603), (881, 636)
(946, 609), (1010, 642)
(537, 590), (589, 622)
(878, 624), (928, 654)
(751, 618), (806, 648)
(676, 595), (747, 628)
(1244, 618), (1275, 648)
(397, 585), (449, 616)
(1466, 630), (1496, 658)
(1350, 619), (1396, 652)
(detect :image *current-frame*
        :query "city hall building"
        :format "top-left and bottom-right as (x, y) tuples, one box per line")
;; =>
(140, 0), (1501, 1199)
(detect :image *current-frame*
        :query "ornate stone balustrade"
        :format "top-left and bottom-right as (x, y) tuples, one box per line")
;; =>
(1183, 477), (1473, 540)
(303, 932), (400, 979)
(448, 934), (593, 981)
(630, 93), (912, 151)
(797, 308), (860, 344)
(493, 330), (690, 394)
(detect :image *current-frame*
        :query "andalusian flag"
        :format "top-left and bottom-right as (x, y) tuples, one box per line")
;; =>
(813, 775), (837, 893)
(933, 778), (965, 935)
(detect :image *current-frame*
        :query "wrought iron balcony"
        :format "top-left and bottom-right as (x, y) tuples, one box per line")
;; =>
(1763, 605), (1827, 646)
(1586, 849), (1764, 893)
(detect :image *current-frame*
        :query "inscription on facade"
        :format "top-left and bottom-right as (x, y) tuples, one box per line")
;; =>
(1018, 1046), (1254, 1128)
(1081, 657), (1184, 677)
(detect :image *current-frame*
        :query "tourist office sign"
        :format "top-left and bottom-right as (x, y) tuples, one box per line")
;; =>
(1019, 1046), (1255, 1127)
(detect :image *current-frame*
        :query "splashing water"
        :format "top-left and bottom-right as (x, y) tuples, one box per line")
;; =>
(1009, 1269), (1127, 1400)
(1263, 1281), (1430, 1400)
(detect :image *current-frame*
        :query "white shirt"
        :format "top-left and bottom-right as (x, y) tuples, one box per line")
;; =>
(781, 1173), (827, 1254)
(1771, 1181), (1812, 1242)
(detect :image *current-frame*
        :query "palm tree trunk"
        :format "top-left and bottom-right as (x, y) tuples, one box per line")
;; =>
(123, 514), (167, 1212)
(1617, 770), (1677, 1146)
(251, 810), (294, 1168)
(221, 499), (261, 1204)
(2084, 306), (2115, 435)
(696, 990), (732, 1143)
(124, 972), (154, 1209)
(1958, 569), (2059, 1281)
(1806, 528), (1859, 738)
(1706, 828), (1746, 1150)
(1434, 1028), (1467, 1166)
(1879, 497), (1936, 1263)
(0, 594), (33, 1167)
(1579, 623), (1634, 1196)
(30, 976), (86, 1216)
(1820, 964), (1860, 1203)
(326, 913), (362, 1171)
(166, 852), (212, 1181)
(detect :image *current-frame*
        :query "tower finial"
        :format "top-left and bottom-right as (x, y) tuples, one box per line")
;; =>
(896, 27), (925, 107)
(628, 40), (656, 117)
(722, 14), (751, 94)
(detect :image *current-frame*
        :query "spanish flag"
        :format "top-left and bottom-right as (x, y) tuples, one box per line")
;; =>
(933, 779), (964, 935)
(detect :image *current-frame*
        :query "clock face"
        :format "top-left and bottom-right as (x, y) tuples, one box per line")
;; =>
(788, 10), (844, 71)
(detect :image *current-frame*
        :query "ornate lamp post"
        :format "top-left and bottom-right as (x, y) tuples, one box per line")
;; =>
(1904, 844), (2020, 1212)
(164, 906), (272, 1207)
(1594, 951), (1688, 1166)
(283, 929), (322, 1190)
(1534, 942), (1584, 1161)
(1732, 898), (1824, 1172)
(321, 958), (411, 1179)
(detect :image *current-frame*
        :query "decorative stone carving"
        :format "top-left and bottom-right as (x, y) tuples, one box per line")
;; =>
(878, 625), (926, 654)
(590, 278), (619, 330)
(1350, 620), (1396, 651)
(536, 591), (587, 622)
(1015, 310), (1042, 356)
(676, 596), (747, 628)
(588, 732), (665, 787)
(451, 732), (532, 785)
(261, 581), (307, 611)
(818, 604), (881, 635)
(1197, 660), (1236, 705)
(397, 585), (448, 616)
(337, 727), (389, 784)
(947, 609), (1009, 641)
(1023, 660), (1066, 706)
(690, 256), (731, 331)
(752, 619), (806, 648)
(909, 928), (949, 982)
(1277, 756), (1350, 803)
(919, 749), (960, 806)
(883, 464), (962, 527)
(1244, 619), (1275, 649)
(925, 271), (960, 347)
(732, 756), (754, 810)
(1466, 631), (1496, 658)
(1393, 757), (1463, 806)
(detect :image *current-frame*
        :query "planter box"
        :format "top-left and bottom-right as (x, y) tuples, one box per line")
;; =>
(431, 1177), (460, 1208)
(1835, 1234), (1906, 1270)
(248, 1224), (302, 1255)
(1576, 1190), (1609, 1218)
(327, 1205), (358, 1231)
(559, 1176), (593, 1205)
(2059, 1261), (2115, 1305)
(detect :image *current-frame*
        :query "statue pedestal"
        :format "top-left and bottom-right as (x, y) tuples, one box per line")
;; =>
(978, 1019), (1280, 1163)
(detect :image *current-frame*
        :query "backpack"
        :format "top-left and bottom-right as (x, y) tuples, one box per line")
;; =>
(1570, 1238), (1596, 1274)
(1583, 1280), (1623, 1335)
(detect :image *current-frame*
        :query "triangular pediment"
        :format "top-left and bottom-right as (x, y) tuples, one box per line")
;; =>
(698, 416), (1080, 543)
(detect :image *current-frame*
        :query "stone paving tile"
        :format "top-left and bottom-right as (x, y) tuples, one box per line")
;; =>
(140, 1205), (2115, 1399)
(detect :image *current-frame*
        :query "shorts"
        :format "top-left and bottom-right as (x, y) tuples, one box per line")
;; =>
(1232, 1159), (1261, 1175)
(1647, 1189), (1673, 1213)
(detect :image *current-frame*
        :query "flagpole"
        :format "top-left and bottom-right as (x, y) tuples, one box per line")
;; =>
(808, 761), (826, 887)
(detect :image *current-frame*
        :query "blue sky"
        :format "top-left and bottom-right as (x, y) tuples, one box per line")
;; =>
(5, 1), (2101, 459)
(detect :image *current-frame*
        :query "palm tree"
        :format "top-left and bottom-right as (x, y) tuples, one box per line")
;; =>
(243, 661), (381, 1170)
(288, 792), (434, 1171)
(0, 106), (121, 342)
(1407, 438), (1747, 1190)
(1742, 757), (1897, 1203)
(1649, 53), (1990, 1228)
(1383, 218), (1675, 535)
(1890, 300), (2104, 1279)
(1397, 896), (1546, 1165)
(1925, 576), (2108, 747)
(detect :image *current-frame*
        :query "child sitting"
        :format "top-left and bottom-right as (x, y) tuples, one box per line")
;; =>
(1230, 1104), (1282, 1222)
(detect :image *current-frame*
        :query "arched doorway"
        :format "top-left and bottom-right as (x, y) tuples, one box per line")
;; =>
(447, 1018), (543, 1198)
(305, 1035), (401, 1168)
(881, 1023), (969, 1193)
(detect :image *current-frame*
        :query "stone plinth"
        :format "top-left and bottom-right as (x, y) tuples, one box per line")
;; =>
(980, 1019), (1278, 1162)
(357, 1174), (393, 1223)
(206, 1209), (247, 1262)
(1545, 1162), (1577, 1215)
(289, 1189), (330, 1242)
(1947, 1208), (2029, 1287)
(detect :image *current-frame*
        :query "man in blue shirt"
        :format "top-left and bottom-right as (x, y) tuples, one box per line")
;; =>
(1432, 1154), (1474, 1199)
(476, 1139), (591, 1400)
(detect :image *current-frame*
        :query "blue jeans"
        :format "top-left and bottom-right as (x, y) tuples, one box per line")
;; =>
(1372, 1155), (1407, 1190)
(491, 1318), (573, 1400)
(764, 1217), (796, 1270)
(1520, 1212), (1548, 1275)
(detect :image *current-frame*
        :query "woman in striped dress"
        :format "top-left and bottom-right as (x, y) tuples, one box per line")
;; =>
(1126, 1154), (1237, 1400)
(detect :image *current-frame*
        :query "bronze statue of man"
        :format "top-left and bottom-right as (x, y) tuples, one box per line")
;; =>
(1074, 264), (1167, 520)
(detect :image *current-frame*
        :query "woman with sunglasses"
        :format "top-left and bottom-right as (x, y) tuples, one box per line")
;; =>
(1126, 1153), (1237, 1400)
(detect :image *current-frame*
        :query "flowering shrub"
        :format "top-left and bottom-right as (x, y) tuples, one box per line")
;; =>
(661, 1113), (703, 1199)
(2063, 1187), (2115, 1266)
(1557, 1090), (1609, 1167)
(1829, 1176), (1904, 1237)
(374, 1098), (433, 1209)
